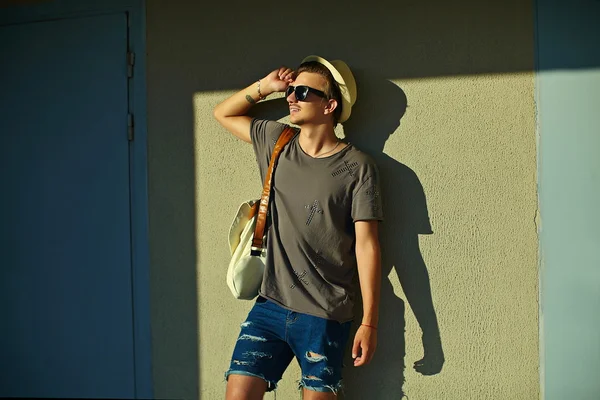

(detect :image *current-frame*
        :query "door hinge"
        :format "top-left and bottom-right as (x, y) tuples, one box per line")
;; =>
(128, 113), (134, 141)
(127, 51), (135, 78)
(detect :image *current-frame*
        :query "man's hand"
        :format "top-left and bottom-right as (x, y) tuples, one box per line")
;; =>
(261, 67), (295, 95)
(352, 325), (377, 366)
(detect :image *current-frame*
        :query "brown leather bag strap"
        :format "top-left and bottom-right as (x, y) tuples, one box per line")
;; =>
(251, 126), (296, 255)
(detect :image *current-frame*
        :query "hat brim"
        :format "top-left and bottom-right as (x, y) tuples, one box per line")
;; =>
(301, 55), (357, 123)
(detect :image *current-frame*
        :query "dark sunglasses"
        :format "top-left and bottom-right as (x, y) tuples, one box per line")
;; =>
(285, 85), (326, 101)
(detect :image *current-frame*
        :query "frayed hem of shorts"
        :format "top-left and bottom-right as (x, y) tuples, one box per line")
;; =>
(224, 369), (278, 392)
(297, 378), (343, 395)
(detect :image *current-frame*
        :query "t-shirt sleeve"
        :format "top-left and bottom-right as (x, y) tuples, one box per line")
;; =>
(250, 118), (288, 181)
(351, 161), (384, 222)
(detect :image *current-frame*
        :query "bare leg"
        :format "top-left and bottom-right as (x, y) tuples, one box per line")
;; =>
(302, 388), (337, 400)
(225, 374), (268, 400)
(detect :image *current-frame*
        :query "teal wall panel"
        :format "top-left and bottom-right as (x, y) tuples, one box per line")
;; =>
(537, 0), (600, 399)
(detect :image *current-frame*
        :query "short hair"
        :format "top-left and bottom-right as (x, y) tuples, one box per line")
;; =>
(297, 61), (343, 125)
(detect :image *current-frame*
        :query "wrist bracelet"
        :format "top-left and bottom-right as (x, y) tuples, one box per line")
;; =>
(257, 79), (265, 100)
(361, 323), (377, 330)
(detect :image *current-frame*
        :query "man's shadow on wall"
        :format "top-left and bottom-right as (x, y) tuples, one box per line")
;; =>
(252, 71), (444, 399)
(340, 71), (445, 399)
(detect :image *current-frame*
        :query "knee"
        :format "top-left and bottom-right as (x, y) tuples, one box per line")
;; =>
(225, 385), (249, 400)
(226, 374), (268, 400)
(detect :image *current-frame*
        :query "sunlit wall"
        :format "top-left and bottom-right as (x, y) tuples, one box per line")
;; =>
(146, 1), (539, 398)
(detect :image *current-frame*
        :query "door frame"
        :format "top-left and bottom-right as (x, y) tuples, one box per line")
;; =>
(0, 1), (152, 398)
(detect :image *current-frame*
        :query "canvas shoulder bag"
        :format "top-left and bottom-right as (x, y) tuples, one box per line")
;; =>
(227, 126), (295, 299)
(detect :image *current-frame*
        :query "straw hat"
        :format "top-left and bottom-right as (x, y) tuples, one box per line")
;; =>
(301, 55), (357, 123)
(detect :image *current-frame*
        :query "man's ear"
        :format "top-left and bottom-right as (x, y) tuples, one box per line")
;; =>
(323, 98), (338, 116)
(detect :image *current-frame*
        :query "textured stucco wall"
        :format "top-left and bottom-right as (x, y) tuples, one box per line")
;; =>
(146, 1), (539, 399)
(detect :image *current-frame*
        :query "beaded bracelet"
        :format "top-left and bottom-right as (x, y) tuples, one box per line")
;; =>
(257, 79), (265, 100)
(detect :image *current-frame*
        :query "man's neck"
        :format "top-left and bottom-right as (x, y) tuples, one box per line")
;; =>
(297, 123), (340, 157)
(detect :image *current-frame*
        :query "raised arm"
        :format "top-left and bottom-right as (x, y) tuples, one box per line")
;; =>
(213, 67), (295, 143)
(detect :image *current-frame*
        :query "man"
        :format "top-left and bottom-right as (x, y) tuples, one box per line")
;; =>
(214, 55), (383, 400)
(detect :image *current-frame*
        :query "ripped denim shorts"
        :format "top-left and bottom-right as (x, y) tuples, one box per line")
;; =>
(225, 296), (352, 394)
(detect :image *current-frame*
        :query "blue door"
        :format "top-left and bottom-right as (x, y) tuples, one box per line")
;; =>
(0, 13), (135, 398)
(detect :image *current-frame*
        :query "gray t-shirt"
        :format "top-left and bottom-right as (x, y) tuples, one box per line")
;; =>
(251, 119), (383, 322)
